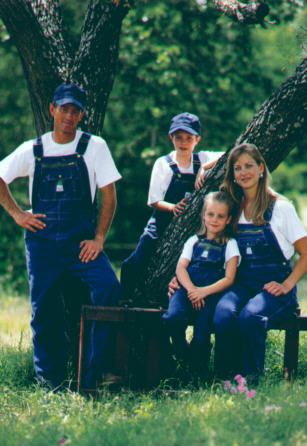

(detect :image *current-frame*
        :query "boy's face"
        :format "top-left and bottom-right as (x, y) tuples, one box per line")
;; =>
(169, 130), (201, 153)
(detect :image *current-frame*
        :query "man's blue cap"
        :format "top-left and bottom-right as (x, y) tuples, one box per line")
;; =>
(169, 112), (201, 136)
(52, 82), (86, 111)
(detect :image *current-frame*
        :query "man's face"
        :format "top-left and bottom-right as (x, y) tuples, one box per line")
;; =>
(50, 103), (84, 136)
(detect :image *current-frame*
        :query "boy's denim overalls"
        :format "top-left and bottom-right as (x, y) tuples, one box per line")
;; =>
(25, 133), (120, 388)
(163, 237), (226, 376)
(214, 203), (298, 378)
(121, 154), (200, 301)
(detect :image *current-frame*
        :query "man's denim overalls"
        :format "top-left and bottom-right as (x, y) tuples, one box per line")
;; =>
(163, 237), (226, 375)
(25, 132), (120, 388)
(214, 203), (298, 378)
(121, 153), (200, 301)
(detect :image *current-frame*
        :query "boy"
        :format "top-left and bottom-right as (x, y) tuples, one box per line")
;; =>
(121, 112), (224, 302)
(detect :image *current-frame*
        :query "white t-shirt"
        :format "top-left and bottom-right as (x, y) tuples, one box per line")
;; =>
(0, 129), (121, 203)
(238, 198), (307, 260)
(180, 235), (241, 268)
(147, 150), (223, 205)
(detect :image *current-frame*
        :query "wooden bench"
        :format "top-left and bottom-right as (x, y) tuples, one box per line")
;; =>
(77, 305), (307, 391)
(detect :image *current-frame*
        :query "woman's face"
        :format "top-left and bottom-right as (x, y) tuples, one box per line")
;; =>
(233, 153), (264, 192)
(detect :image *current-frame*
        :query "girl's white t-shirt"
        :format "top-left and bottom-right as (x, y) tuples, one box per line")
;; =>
(238, 198), (307, 260)
(180, 235), (241, 268)
(148, 150), (223, 205)
(0, 130), (121, 203)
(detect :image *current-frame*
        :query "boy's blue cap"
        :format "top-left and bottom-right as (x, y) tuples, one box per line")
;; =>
(52, 83), (86, 110)
(169, 112), (201, 136)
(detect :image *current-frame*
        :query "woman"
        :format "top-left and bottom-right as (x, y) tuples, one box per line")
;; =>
(213, 143), (307, 380)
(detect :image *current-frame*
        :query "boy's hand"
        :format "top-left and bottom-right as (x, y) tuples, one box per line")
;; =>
(195, 167), (206, 190)
(173, 197), (188, 216)
(168, 276), (180, 298)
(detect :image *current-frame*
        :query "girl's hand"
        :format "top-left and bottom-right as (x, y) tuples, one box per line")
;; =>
(263, 281), (291, 296)
(192, 299), (205, 311)
(188, 287), (207, 302)
(195, 167), (206, 190)
(173, 197), (188, 217)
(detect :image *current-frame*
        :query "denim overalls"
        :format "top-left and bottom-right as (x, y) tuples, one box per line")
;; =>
(163, 237), (226, 375)
(25, 133), (120, 388)
(214, 203), (298, 378)
(121, 153), (200, 302)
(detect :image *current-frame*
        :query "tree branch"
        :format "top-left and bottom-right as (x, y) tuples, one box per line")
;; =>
(213, 0), (269, 25)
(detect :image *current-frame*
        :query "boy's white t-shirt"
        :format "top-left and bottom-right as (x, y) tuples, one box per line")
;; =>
(180, 235), (241, 268)
(148, 150), (223, 205)
(238, 198), (307, 260)
(0, 129), (121, 203)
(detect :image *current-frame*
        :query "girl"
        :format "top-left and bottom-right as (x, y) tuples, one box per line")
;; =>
(163, 191), (240, 378)
(214, 143), (307, 380)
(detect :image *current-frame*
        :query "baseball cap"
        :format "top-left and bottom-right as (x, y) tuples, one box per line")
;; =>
(169, 112), (201, 136)
(52, 82), (86, 111)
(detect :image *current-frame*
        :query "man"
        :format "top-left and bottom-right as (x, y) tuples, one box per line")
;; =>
(0, 82), (121, 390)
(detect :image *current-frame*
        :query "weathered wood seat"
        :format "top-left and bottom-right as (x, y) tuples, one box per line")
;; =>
(77, 305), (307, 391)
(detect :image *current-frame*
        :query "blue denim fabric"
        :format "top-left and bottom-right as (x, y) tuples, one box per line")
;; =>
(26, 134), (120, 388)
(213, 210), (297, 378)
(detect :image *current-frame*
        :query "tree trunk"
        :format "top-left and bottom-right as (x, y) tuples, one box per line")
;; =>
(139, 57), (307, 308)
(0, 0), (131, 135)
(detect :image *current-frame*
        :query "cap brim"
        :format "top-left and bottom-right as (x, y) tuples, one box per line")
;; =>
(55, 98), (85, 111)
(169, 125), (199, 136)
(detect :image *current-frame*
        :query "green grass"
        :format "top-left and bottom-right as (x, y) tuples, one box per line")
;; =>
(0, 283), (306, 446)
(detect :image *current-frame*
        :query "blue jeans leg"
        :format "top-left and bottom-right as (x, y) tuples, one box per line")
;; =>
(213, 286), (250, 378)
(162, 288), (191, 362)
(190, 293), (221, 375)
(69, 250), (120, 387)
(238, 289), (297, 377)
(120, 234), (157, 301)
(26, 238), (67, 386)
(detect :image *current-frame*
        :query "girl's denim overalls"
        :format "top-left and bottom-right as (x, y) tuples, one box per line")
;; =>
(121, 153), (200, 302)
(214, 203), (298, 378)
(163, 237), (226, 376)
(25, 133), (120, 388)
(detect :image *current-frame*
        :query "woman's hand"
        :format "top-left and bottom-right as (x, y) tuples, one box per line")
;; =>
(263, 281), (291, 296)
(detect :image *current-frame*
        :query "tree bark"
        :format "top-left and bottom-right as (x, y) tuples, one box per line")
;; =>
(0, 0), (131, 135)
(213, 0), (269, 25)
(139, 57), (307, 308)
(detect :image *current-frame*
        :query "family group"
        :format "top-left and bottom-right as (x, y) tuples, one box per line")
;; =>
(0, 82), (306, 391)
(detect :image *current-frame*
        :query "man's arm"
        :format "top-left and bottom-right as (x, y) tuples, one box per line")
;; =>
(0, 177), (46, 232)
(79, 182), (117, 263)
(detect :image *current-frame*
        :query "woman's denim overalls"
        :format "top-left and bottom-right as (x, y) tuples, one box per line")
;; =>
(25, 133), (120, 388)
(214, 203), (298, 378)
(121, 153), (200, 301)
(163, 237), (226, 376)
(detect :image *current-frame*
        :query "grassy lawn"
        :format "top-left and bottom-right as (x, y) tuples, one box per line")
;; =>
(0, 282), (306, 446)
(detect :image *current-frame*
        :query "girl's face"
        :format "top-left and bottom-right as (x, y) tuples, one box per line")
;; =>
(170, 131), (201, 153)
(233, 153), (264, 192)
(203, 200), (231, 239)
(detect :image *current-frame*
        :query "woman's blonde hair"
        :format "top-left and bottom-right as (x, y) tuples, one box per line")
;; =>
(221, 143), (276, 225)
(198, 190), (235, 243)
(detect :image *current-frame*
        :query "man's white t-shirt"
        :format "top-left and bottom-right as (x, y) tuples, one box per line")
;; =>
(180, 235), (241, 268)
(147, 150), (223, 205)
(238, 198), (307, 260)
(0, 129), (121, 203)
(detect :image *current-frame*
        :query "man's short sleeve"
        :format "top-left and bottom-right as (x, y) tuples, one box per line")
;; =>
(92, 137), (121, 188)
(0, 141), (34, 184)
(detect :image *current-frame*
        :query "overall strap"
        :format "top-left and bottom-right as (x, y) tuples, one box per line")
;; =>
(263, 198), (276, 222)
(76, 132), (91, 156)
(165, 154), (180, 175)
(192, 153), (201, 174)
(33, 136), (43, 159)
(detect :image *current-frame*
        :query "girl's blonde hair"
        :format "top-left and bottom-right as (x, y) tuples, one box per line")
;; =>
(221, 143), (276, 225)
(198, 191), (235, 244)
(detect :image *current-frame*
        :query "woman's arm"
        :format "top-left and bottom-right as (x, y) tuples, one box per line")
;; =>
(264, 236), (307, 296)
